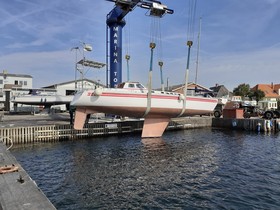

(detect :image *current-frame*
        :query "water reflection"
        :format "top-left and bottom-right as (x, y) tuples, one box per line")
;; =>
(141, 137), (166, 150)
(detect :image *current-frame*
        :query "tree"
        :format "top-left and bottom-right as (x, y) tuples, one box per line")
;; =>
(249, 89), (265, 103)
(233, 83), (265, 104)
(233, 83), (251, 98)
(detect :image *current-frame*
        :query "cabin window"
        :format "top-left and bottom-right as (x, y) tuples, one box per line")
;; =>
(136, 83), (144, 89)
(128, 84), (135, 88)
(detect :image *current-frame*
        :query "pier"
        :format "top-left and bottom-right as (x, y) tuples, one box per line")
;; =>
(0, 143), (56, 210)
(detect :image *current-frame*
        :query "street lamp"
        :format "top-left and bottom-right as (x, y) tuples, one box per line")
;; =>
(71, 42), (92, 91)
(70, 46), (80, 91)
(81, 43), (92, 90)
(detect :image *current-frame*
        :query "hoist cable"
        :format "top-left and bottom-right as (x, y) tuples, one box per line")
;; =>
(187, 0), (197, 41)
(124, 16), (131, 81)
(178, 0), (198, 117)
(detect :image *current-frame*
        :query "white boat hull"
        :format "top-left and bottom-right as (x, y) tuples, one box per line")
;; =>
(71, 87), (218, 137)
(12, 95), (73, 106)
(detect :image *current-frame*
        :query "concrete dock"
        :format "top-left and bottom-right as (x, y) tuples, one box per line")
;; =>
(0, 113), (279, 145)
(0, 143), (56, 210)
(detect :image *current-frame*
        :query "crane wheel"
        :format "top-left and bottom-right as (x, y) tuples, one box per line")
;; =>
(264, 111), (274, 119)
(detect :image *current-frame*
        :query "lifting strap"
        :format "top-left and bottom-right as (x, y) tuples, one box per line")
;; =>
(143, 42), (156, 118)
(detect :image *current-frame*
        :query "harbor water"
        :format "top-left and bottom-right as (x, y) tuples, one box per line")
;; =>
(12, 128), (280, 209)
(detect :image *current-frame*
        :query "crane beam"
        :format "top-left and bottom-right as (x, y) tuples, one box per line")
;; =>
(106, 0), (173, 87)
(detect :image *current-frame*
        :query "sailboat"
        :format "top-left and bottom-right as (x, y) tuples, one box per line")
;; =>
(71, 80), (217, 137)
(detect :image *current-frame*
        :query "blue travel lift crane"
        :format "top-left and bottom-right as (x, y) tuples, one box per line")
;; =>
(105, 0), (173, 87)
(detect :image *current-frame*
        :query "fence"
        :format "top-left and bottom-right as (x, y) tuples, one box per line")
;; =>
(0, 120), (144, 144)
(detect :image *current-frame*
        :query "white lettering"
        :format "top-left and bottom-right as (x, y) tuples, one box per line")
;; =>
(113, 78), (118, 82)
(114, 59), (118, 63)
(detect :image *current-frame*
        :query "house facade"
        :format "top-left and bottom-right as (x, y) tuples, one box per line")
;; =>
(170, 82), (213, 96)
(251, 83), (280, 110)
(0, 71), (33, 110)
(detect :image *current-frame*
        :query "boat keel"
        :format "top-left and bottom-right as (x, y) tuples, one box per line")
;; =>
(141, 117), (170, 138)
(74, 107), (89, 130)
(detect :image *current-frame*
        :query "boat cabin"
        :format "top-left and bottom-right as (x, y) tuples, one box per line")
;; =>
(117, 82), (146, 90)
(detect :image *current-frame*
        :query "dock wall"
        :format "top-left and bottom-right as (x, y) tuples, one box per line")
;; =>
(0, 120), (144, 144)
(0, 117), (279, 145)
(212, 118), (280, 132)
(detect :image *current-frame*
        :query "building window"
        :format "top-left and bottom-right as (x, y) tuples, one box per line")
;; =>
(24, 81), (27, 86)
(0, 80), (3, 85)
(15, 80), (18, 85)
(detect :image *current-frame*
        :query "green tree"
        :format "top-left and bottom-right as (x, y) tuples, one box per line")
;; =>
(249, 89), (265, 103)
(233, 83), (251, 98)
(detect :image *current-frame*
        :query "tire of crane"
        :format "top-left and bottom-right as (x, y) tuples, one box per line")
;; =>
(214, 110), (222, 118)
(264, 111), (274, 119)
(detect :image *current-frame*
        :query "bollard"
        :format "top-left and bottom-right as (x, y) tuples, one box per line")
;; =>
(257, 122), (261, 132)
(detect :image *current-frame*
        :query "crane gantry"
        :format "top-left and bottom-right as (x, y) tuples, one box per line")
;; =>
(106, 0), (173, 87)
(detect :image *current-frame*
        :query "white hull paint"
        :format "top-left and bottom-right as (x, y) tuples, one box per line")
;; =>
(12, 95), (73, 106)
(71, 89), (217, 117)
(71, 84), (218, 138)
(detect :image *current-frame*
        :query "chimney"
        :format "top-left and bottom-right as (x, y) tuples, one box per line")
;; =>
(271, 82), (274, 90)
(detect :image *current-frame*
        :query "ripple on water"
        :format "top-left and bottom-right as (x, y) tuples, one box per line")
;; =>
(11, 129), (280, 209)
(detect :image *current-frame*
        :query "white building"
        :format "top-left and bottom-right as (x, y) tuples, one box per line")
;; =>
(12, 78), (102, 112)
(0, 71), (33, 110)
(0, 70), (102, 112)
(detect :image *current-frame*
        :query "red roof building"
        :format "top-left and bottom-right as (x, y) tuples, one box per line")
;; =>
(251, 83), (280, 100)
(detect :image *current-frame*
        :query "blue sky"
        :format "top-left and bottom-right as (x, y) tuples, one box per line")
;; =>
(1, 0), (280, 90)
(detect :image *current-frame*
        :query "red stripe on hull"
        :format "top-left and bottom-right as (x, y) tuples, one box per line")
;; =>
(76, 105), (214, 118)
(99, 92), (217, 103)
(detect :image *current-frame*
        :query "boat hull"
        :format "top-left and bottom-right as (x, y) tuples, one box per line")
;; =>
(12, 95), (73, 106)
(71, 89), (218, 118)
(71, 88), (218, 137)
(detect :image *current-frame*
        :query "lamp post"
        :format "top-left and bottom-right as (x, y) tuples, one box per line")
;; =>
(71, 43), (92, 91)
(71, 47), (79, 91)
(81, 43), (92, 90)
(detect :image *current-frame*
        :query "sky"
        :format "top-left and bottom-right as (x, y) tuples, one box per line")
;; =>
(1, 0), (280, 91)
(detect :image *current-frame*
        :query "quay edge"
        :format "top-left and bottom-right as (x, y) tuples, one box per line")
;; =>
(212, 118), (280, 133)
(0, 115), (279, 145)
(0, 143), (56, 210)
